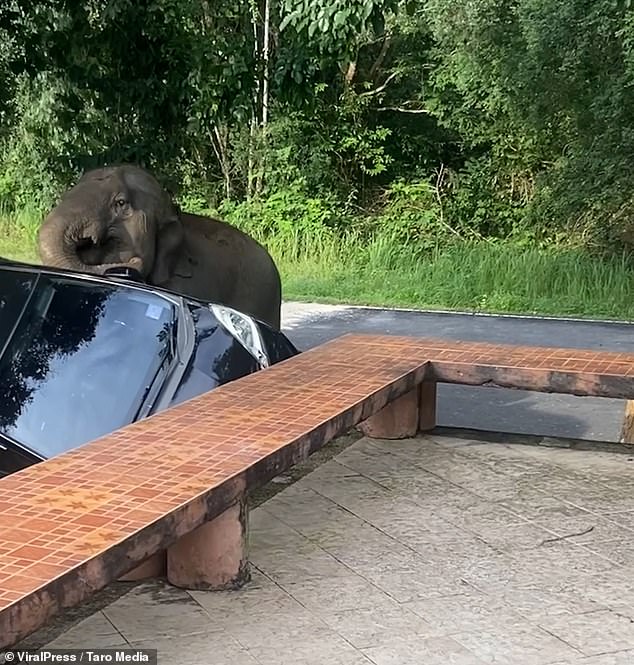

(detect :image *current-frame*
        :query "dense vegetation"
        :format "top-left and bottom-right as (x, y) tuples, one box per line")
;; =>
(0, 0), (632, 318)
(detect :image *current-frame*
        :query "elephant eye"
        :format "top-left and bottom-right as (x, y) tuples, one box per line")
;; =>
(115, 197), (128, 210)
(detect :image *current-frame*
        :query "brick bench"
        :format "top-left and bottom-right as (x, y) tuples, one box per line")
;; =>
(1, 333), (633, 648)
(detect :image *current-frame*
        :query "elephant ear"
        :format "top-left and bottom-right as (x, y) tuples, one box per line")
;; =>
(151, 201), (193, 284)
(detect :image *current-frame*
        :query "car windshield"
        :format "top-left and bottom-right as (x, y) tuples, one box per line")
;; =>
(0, 269), (176, 458)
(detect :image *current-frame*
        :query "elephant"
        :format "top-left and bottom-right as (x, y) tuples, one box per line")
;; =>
(36, 164), (282, 329)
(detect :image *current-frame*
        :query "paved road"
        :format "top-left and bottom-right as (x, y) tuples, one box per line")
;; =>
(281, 303), (634, 442)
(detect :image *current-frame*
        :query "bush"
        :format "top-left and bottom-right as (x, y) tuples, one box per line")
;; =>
(215, 181), (343, 258)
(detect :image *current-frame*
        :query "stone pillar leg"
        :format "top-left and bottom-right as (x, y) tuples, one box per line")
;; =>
(620, 400), (634, 444)
(167, 498), (250, 590)
(419, 381), (437, 432)
(118, 551), (166, 582)
(357, 388), (419, 439)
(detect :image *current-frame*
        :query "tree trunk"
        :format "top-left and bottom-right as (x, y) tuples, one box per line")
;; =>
(255, 0), (271, 197)
(261, 0), (270, 130)
(210, 125), (232, 200)
(248, 1), (262, 201)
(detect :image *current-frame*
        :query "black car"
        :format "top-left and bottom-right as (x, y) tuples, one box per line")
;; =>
(0, 258), (299, 477)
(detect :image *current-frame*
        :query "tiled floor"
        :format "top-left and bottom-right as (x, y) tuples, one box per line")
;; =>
(45, 434), (634, 664)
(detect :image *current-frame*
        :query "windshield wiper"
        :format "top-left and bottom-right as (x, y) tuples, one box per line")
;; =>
(133, 311), (180, 421)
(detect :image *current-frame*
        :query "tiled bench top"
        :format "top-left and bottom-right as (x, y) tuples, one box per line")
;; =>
(1, 333), (633, 647)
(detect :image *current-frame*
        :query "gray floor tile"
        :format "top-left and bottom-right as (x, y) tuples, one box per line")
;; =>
(251, 541), (353, 582)
(189, 572), (299, 624)
(451, 623), (581, 665)
(103, 582), (217, 642)
(584, 540), (634, 566)
(531, 508), (630, 544)
(601, 510), (634, 530)
(306, 474), (395, 505)
(404, 590), (527, 633)
(45, 612), (127, 649)
(321, 602), (438, 648)
(353, 507), (467, 545)
(363, 565), (478, 602)
(249, 634), (374, 664)
(501, 491), (581, 521)
(405, 536), (501, 563)
(506, 539), (618, 578)
(325, 539), (431, 575)
(492, 583), (606, 620)
(220, 603), (334, 649)
(434, 500), (531, 536)
(577, 650), (634, 664)
(281, 573), (397, 613)
(550, 487), (634, 514)
(132, 632), (257, 665)
(469, 521), (559, 552)
(538, 609), (634, 656)
(576, 570), (634, 608)
(362, 635), (488, 665)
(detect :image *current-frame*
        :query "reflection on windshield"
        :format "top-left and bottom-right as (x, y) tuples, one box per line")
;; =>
(0, 271), (36, 352)
(0, 272), (175, 458)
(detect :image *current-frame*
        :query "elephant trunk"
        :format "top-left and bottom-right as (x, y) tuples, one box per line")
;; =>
(37, 213), (141, 275)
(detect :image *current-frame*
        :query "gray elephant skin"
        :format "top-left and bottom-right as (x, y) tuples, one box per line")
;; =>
(37, 165), (282, 329)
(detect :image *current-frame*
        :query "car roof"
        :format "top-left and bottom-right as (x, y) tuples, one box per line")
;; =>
(0, 256), (198, 306)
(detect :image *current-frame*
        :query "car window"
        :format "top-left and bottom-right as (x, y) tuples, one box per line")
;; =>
(0, 273), (176, 458)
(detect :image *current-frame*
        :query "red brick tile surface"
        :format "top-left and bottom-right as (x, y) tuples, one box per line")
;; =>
(1, 333), (633, 646)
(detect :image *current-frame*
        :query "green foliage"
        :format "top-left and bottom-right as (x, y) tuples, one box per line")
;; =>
(367, 180), (443, 249)
(2, 0), (634, 300)
(0, 0), (261, 211)
(279, 0), (397, 51)
(275, 0), (398, 105)
(0, 77), (68, 212)
(427, 0), (634, 248)
(443, 157), (530, 240)
(216, 181), (342, 260)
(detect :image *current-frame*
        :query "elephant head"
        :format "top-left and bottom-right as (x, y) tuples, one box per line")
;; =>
(37, 165), (186, 284)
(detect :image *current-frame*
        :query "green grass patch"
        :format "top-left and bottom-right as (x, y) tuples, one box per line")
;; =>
(0, 205), (39, 263)
(1, 213), (632, 321)
(266, 233), (634, 321)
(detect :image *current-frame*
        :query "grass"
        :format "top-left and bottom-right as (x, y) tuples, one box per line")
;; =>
(265, 231), (634, 321)
(0, 205), (40, 263)
(2, 213), (632, 321)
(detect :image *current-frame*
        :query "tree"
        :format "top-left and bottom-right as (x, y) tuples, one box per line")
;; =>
(0, 0), (260, 206)
(426, 0), (634, 244)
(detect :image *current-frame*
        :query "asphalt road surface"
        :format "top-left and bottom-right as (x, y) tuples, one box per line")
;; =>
(280, 303), (634, 443)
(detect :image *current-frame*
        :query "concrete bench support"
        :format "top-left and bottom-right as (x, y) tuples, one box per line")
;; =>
(621, 400), (634, 444)
(167, 498), (250, 591)
(358, 381), (437, 439)
(419, 381), (437, 432)
(118, 551), (166, 582)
